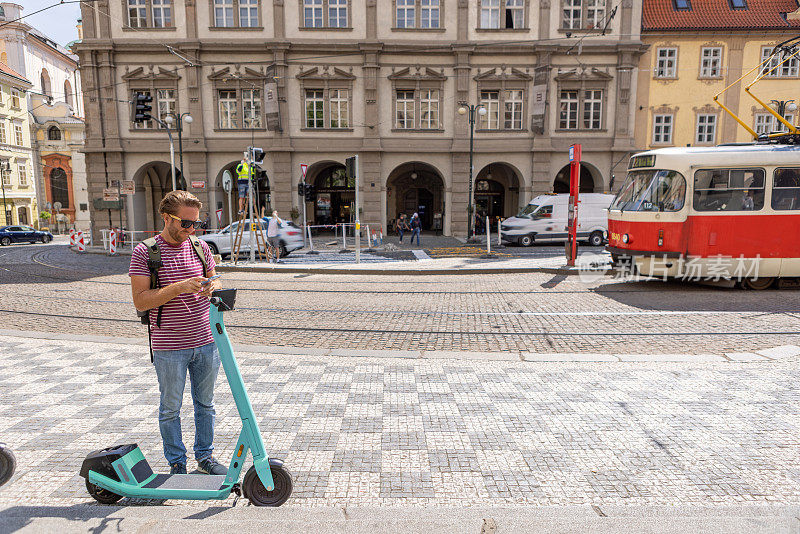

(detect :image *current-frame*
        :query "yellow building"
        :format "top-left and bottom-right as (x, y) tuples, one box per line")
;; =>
(636, 0), (800, 151)
(0, 62), (35, 226)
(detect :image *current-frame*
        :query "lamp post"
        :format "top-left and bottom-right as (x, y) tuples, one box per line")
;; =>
(0, 161), (8, 225)
(458, 102), (487, 238)
(164, 112), (193, 179)
(769, 99), (798, 133)
(153, 117), (177, 191)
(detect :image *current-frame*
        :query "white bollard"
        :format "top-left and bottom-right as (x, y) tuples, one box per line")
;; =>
(109, 229), (117, 255)
(366, 225), (372, 248)
(498, 218), (502, 246)
(341, 223), (347, 249)
(486, 216), (491, 255)
(77, 230), (86, 252)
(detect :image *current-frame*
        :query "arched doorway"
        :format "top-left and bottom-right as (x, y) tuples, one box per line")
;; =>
(131, 161), (185, 234)
(214, 161), (270, 226)
(474, 163), (521, 232)
(309, 162), (351, 226)
(17, 207), (27, 225)
(387, 162), (445, 232)
(553, 163), (601, 193)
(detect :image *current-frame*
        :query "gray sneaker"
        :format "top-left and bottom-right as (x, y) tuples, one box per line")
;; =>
(197, 456), (227, 476)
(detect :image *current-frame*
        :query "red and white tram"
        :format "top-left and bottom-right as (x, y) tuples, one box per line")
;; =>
(607, 144), (800, 289)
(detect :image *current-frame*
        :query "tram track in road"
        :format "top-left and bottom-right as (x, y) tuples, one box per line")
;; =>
(1, 307), (799, 337)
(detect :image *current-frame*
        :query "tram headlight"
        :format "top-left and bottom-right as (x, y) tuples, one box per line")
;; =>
(622, 233), (630, 244)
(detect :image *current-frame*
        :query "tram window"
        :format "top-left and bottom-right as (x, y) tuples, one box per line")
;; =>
(610, 169), (686, 212)
(693, 168), (765, 211)
(773, 168), (800, 210)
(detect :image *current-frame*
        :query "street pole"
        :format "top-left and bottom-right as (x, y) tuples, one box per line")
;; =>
(0, 162), (7, 225)
(154, 117), (177, 191)
(248, 146), (255, 263)
(467, 107), (475, 239)
(354, 154), (360, 264)
(301, 178), (307, 248)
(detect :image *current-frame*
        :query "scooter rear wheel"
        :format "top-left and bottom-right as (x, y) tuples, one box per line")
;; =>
(85, 478), (123, 504)
(0, 444), (15, 487)
(242, 464), (293, 506)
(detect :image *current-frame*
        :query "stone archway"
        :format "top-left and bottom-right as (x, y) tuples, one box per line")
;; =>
(131, 161), (185, 234)
(553, 163), (602, 193)
(387, 162), (445, 233)
(308, 161), (350, 227)
(474, 163), (521, 232)
(213, 160), (271, 227)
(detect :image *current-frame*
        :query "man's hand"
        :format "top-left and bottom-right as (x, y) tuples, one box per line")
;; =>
(199, 277), (221, 298)
(180, 276), (207, 295)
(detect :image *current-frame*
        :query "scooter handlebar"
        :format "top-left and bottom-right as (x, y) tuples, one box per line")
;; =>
(210, 288), (237, 311)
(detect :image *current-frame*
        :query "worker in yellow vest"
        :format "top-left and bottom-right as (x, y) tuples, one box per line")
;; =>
(235, 158), (251, 215)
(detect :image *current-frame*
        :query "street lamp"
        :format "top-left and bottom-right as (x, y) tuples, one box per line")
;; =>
(458, 102), (487, 238)
(769, 99), (798, 134)
(164, 112), (193, 180)
(153, 116), (177, 192)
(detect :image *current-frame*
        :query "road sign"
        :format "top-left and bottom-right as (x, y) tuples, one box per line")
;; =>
(53, 201), (62, 211)
(122, 180), (135, 195)
(222, 170), (232, 193)
(216, 208), (223, 225)
(191, 180), (205, 189)
(103, 188), (119, 202)
(300, 163), (308, 179)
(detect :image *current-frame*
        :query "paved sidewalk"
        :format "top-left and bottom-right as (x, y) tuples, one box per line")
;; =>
(1, 333), (799, 513)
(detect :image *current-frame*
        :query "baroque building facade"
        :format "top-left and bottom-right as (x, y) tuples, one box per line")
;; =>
(77, 0), (644, 239)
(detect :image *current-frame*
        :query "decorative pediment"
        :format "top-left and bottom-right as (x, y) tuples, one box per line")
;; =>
(122, 66), (181, 81)
(208, 66), (268, 81)
(473, 66), (532, 82)
(296, 66), (356, 81)
(554, 66), (613, 82)
(692, 104), (718, 114)
(388, 66), (446, 82)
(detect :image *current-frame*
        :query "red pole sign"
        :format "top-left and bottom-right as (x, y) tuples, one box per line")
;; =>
(566, 144), (581, 266)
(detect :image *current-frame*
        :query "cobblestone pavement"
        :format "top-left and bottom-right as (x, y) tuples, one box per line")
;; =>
(1, 334), (799, 508)
(2, 244), (800, 355)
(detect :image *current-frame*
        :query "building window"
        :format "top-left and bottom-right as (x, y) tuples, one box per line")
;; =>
(652, 114), (673, 144)
(700, 47), (722, 78)
(479, 90), (500, 129)
(329, 89), (349, 128)
(13, 123), (23, 145)
(696, 114), (717, 144)
(673, 0), (691, 9)
(242, 89), (262, 128)
(48, 126), (61, 140)
(761, 46), (798, 78)
(728, 0), (746, 9)
(64, 80), (73, 108)
(559, 90), (579, 129)
(127, 0), (147, 27)
(303, 0), (347, 28)
(214, 0), (234, 26)
(0, 123), (5, 144)
(218, 89), (238, 128)
(152, 0), (172, 27)
(396, 0), (440, 28)
(50, 168), (69, 208)
(480, 0), (500, 28)
(504, 89), (523, 129)
(655, 48), (678, 78)
(10, 89), (20, 108)
(395, 90), (415, 129)
(239, 0), (259, 26)
(754, 112), (793, 135)
(419, 89), (439, 129)
(397, 0), (414, 27)
(305, 90), (324, 128)
(17, 161), (27, 186)
(583, 89), (603, 129)
(40, 69), (51, 97)
(480, 0), (525, 29)
(156, 88), (176, 126)
(1, 162), (10, 186)
(562, 0), (606, 30)
(421, 0), (439, 28)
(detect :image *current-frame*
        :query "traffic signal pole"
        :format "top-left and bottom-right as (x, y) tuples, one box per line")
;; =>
(248, 146), (255, 263)
(354, 155), (360, 264)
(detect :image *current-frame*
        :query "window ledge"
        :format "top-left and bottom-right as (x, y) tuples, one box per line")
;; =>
(208, 26), (265, 31)
(554, 128), (608, 133)
(475, 27), (530, 32)
(300, 127), (354, 132)
(213, 128), (268, 132)
(654, 76), (678, 81)
(390, 128), (445, 133)
(557, 27), (603, 34)
(698, 75), (723, 80)
(122, 26), (176, 31)
(298, 26), (353, 31)
(475, 128), (528, 133)
(391, 27), (446, 32)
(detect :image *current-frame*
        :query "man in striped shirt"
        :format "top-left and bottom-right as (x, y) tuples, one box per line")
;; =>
(129, 190), (226, 476)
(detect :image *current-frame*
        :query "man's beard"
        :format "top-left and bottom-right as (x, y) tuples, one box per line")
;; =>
(168, 224), (187, 243)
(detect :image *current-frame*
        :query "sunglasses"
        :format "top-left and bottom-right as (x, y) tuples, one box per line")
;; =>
(168, 213), (205, 229)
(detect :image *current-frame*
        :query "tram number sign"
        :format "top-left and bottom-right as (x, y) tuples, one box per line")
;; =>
(629, 154), (656, 169)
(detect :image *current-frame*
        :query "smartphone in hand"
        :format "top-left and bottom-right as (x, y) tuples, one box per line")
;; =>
(201, 274), (222, 286)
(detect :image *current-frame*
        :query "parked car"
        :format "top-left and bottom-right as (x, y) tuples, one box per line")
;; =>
(0, 225), (53, 246)
(198, 218), (304, 258)
(500, 193), (614, 247)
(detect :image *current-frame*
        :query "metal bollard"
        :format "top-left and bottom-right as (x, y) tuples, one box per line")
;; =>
(486, 216), (491, 255)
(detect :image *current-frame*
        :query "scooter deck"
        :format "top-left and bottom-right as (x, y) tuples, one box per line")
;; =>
(143, 474), (227, 490)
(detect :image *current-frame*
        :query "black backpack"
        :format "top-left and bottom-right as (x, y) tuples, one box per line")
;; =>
(138, 235), (209, 361)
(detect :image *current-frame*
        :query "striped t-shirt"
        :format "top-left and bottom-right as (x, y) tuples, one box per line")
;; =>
(129, 235), (217, 351)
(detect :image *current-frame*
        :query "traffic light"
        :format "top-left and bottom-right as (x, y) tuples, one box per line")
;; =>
(297, 182), (305, 197)
(345, 156), (357, 180)
(250, 147), (266, 164)
(304, 183), (315, 201)
(132, 92), (153, 123)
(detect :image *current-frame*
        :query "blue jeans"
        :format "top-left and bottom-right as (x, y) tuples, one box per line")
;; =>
(153, 342), (220, 466)
(410, 228), (421, 245)
(397, 227), (404, 242)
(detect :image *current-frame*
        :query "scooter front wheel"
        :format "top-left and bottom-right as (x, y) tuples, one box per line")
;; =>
(0, 444), (16, 487)
(85, 479), (123, 505)
(242, 464), (293, 506)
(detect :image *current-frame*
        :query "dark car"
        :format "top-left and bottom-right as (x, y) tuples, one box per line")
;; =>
(0, 225), (53, 246)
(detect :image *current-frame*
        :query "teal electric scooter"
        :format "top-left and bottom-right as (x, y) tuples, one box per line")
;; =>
(80, 289), (292, 506)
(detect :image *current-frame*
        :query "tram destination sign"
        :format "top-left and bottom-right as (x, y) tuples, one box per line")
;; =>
(628, 154), (656, 169)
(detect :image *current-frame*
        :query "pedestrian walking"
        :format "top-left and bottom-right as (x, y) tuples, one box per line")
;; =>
(395, 214), (410, 243)
(267, 210), (283, 263)
(128, 190), (226, 477)
(410, 212), (421, 246)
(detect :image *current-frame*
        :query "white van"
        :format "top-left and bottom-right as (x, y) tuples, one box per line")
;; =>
(500, 193), (614, 247)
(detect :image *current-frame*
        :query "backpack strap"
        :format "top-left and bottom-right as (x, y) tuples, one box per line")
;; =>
(189, 235), (209, 277)
(140, 237), (162, 364)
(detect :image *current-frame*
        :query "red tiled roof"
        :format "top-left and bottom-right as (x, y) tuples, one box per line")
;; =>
(643, 0), (800, 31)
(0, 63), (30, 85)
